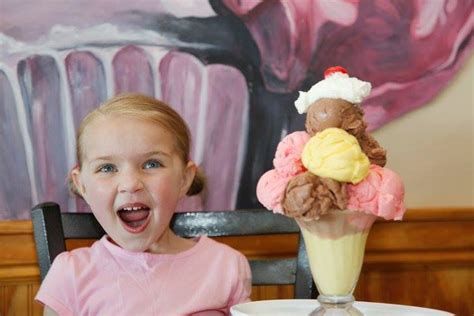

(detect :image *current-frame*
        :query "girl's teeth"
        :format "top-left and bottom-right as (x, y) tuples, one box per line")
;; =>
(122, 206), (145, 211)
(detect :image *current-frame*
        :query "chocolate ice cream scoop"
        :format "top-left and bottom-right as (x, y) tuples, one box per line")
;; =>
(282, 172), (347, 220)
(358, 133), (387, 167)
(305, 98), (366, 138)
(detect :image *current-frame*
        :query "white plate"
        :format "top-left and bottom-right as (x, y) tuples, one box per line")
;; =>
(230, 299), (454, 316)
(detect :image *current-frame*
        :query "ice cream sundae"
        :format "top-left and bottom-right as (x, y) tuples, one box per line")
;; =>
(256, 66), (406, 315)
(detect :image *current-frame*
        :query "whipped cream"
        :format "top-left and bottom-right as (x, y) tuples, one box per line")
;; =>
(294, 72), (372, 114)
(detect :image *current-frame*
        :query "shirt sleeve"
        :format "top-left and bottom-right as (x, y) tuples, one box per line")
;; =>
(35, 252), (76, 316)
(227, 252), (252, 308)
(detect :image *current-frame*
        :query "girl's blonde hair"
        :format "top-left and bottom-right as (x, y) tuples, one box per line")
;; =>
(71, 93), (205, 196)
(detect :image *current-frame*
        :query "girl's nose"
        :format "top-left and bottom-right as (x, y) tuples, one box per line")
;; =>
(118, 171), (144, 193)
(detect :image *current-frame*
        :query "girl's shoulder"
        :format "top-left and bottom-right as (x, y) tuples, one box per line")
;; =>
(51, 236), (110, 268)
(194, 235), (248, 263)
(190, 236), (252, 290)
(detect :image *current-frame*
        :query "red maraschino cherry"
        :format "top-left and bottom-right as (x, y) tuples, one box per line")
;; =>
(324, 66), (348, 78)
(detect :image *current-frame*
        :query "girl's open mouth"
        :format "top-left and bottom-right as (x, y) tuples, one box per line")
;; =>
(117, 205), (151, 233)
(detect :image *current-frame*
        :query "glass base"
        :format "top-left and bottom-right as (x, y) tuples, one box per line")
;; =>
(310, 295), (363, 316)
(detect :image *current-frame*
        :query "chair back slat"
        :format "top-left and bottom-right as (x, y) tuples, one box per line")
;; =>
(250, 259), (296, 285)
(31, 202), (67, 281)
(31, 202), (315, 299)
(61, 213), (105, 239)
(171, 210), (299, 236)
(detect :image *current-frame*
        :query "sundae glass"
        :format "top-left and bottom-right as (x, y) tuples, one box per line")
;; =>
(297, 210), (376, 315)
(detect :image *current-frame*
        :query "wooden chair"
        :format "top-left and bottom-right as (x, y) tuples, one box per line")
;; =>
(31, 202), (317, 299)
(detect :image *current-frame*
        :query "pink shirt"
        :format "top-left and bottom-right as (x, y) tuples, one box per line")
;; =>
(35, 235), (251, 315)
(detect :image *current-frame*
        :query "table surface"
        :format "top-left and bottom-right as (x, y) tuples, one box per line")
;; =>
(230, 300), (455, 316)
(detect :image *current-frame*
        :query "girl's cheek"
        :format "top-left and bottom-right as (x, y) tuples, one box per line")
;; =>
(88, 177), (112, 193)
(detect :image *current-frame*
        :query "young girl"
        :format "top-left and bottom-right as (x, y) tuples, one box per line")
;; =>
(35, 94), (252, 315)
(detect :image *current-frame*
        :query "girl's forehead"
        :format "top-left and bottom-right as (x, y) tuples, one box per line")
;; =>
(81, 115), (176, 152)
(85, 114), (168, 134)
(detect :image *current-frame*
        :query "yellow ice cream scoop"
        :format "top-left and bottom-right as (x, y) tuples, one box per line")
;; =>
(302, 128), (369, 184)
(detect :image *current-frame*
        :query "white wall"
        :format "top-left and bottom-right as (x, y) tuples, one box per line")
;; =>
(373, 55), (474, 208)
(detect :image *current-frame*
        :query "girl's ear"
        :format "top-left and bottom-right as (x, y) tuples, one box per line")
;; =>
(70, 166), (86, 197)
(179, 161), (197, 198)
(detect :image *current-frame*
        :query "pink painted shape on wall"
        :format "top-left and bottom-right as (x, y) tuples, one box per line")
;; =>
(17, 55), (70, 213)
(0, 71), (33, 219)
(113, 45), (154, 96)
(160, 51), (204, 160)
(201, 64), (248, 210)
(66, 51), (107, 129)
(160, 51), (205, 211)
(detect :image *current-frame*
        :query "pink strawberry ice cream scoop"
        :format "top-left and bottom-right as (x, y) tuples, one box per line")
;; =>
(256, 169), (291, 214)
(273, 131), (310, 177)
(347, 164), (406, 220)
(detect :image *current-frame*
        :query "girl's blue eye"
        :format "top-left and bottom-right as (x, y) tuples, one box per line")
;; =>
(144, 160), (162, 169)
(98, 164), (116, 173)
